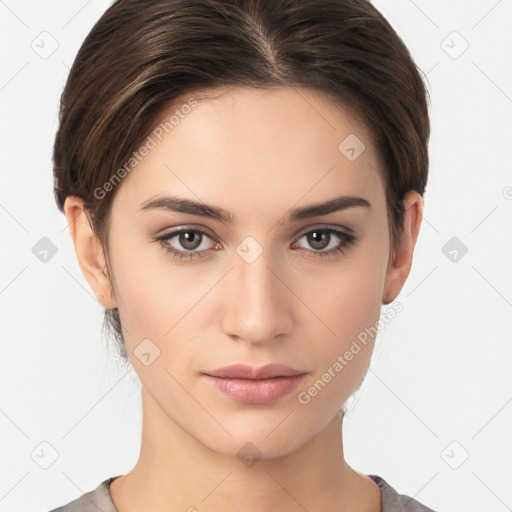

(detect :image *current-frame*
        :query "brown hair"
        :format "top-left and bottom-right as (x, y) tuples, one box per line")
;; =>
(53, 0), (430, 359)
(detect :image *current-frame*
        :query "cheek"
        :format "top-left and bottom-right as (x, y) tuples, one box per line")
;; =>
(113, 261), (216, 352)
(294, 245), (388, 403)
(108, 241), (209, 394)
(301, 247), (387, 350)
(107, 228), (215, 365)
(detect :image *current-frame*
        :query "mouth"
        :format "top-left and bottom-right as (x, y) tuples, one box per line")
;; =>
(204, 363), (306, 379)
(202, 363), (307, 404)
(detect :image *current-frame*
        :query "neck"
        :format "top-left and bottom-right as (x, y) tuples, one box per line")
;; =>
(109, 386), (381, 512)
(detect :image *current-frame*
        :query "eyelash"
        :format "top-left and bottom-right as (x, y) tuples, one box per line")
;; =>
(155, 227), (357, 262)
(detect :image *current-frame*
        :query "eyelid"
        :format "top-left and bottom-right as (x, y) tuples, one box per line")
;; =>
(292, 226), (357, 252)
(155, 224), (216, 238)
(156, 226), (218, 248)
(294, 222), (355, 237)
(156, 223), (355, 243)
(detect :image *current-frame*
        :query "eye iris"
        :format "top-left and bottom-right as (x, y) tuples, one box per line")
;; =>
(180, 231), (201, 250)
(308, 230), (329, 250)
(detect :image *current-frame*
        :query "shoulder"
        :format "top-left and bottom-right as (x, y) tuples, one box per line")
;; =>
(47, 476), (119, 512)
(369, 474), (438, 512)
(48, 473), (440, 512)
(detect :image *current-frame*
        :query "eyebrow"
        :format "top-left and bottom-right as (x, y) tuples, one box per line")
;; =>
(139, 194), (371, 223)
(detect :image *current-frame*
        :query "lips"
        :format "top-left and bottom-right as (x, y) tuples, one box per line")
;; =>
(203, 363), (308, 404)
(204, 363), (306, 380)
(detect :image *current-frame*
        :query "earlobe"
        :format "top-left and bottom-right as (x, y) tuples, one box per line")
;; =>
(63, 196), (117, 309)
(382, 190), (423, 305)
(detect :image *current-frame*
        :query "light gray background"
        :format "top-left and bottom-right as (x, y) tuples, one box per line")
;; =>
(1, 1), (511, 511)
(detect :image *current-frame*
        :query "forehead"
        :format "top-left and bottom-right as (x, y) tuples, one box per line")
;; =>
(112, 86), (385, 218)
(168, 85), (373, 150)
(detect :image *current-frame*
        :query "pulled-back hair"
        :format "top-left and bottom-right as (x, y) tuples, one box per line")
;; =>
(53, 0), (430, 359)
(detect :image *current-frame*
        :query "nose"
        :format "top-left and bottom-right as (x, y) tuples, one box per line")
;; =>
(220, 241), (294, 346)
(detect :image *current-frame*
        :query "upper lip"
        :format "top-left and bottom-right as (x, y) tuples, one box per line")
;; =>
(204, 363), (306, 380)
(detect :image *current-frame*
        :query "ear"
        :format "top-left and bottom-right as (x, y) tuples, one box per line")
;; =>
(63, 196), (117, 309)
(382, 190), (424, 305)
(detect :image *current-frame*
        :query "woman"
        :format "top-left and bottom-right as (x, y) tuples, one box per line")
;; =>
(50, 0), (437, 510)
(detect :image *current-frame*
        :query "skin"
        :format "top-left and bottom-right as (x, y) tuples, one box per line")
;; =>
(64, 86), (423, 512)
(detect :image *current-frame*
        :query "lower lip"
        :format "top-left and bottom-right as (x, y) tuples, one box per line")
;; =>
(204, 374), (306, 404)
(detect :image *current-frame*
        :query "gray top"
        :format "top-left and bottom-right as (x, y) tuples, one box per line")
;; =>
(48, 474), (438, 511)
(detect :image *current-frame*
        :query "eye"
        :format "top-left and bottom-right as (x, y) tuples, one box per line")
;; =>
(292, 228), (357, 258)
(155, 226), (357, 262)
(156, 228), (218, 261)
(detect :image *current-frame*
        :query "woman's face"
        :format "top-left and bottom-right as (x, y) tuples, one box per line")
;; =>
(105, 86), (395, 457)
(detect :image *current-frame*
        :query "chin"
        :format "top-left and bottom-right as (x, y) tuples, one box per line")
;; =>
(194, 422), (313, 463)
